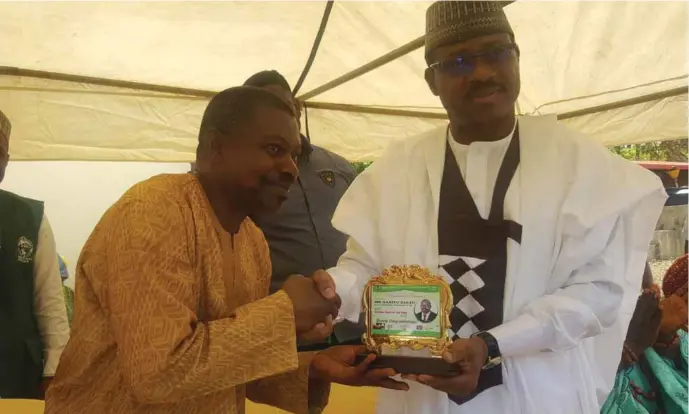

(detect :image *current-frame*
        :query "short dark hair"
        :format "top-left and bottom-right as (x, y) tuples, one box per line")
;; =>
(199, 86), (294, 138)
(243, 70), (292, 93)
(196, 86), (295, 158)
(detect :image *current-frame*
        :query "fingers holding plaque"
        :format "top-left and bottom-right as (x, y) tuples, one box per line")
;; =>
(354, 265), (458, 376)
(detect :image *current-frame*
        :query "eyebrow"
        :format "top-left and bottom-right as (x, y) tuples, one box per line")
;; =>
(262, 134), (289, 142)
(449, 41), (510, 57)
(436, 34), (512, 58)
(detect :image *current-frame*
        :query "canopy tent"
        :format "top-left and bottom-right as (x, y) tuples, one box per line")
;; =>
(0, 1), (687, 163)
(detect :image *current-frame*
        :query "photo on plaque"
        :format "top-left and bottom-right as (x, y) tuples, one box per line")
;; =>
(355, 265), (457, 376)
(370, 285), (442, 338)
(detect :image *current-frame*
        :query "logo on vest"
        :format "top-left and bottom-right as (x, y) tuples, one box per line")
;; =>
(17, 236), (34, 263)
(319, 170), (335, 187)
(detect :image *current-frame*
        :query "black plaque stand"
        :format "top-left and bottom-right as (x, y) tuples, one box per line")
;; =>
(354, 354), (459, 376)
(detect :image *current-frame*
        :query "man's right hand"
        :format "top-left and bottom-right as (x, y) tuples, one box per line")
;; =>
(300, 315), (334, 344)
(282, 275), (340, 334)
(312, 269), (338, 302)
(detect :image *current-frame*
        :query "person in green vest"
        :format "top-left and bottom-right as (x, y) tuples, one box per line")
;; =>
(0, 109), (70, 399)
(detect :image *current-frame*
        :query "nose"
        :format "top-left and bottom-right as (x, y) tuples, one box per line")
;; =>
(281, 155), (299, 182)
(470, 57), (497, 82)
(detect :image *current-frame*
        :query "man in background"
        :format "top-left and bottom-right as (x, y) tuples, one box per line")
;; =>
(245, 70), (364, 348)
(0, 109), (70, 398)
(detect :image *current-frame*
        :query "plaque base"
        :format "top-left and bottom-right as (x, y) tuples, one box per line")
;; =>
(354, 354), (459, 376)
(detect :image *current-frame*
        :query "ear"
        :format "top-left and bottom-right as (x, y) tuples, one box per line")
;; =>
(294, 99), (303, 130)
(203, 129), (226, 162)
(424, 68), (439, 96)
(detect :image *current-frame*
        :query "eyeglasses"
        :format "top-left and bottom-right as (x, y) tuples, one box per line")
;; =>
(429, 43), (519, 76)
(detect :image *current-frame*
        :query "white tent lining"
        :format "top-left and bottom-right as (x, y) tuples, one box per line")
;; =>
(1, 1), (686, 162)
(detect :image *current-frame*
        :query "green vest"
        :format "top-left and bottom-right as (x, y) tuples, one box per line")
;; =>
(0, 189), (45, 399)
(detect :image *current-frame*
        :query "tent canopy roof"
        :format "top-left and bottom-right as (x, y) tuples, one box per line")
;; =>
(0, 1), (686, 162)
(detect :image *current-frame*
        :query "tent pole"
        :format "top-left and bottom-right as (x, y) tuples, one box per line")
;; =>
(297, 35), (425, 101)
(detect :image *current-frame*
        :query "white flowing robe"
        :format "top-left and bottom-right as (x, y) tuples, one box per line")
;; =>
(328, 115), (667, 414)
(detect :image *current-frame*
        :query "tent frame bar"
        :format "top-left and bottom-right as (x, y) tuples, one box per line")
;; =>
(1, 66), (685, 122)
(0, 66), (216, 97)
(305, 86), (688, 121)
(296, 35), (426, 101)
(292, 0), (335, 95)
(304, 101), (447, 119)
(557, 86), (687, 120)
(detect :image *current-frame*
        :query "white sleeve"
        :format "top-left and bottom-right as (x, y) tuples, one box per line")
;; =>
(489, 189), (664, 358)
(489, 216), (623, 357)
(32, 213), (70, 377)
(328, 237), (380, 323)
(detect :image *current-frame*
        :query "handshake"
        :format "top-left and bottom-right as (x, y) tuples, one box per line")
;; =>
(281, 270), (341, 342)
(279, 269), (490, 399)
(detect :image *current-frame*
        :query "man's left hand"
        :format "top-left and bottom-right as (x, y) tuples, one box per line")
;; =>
(309, 345), (409, 391)
(402, 337), (487, 398)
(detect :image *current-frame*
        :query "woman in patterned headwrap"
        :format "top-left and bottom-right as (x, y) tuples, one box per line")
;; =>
(601, 255), (688, 413)
(659, 255), (688, 336)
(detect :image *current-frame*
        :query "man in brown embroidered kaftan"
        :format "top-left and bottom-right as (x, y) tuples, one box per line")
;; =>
(45, 87), (405, 414)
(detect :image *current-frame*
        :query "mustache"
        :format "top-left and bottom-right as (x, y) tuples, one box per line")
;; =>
(260, 172), (295, 189)
(467, 81), (504, 97)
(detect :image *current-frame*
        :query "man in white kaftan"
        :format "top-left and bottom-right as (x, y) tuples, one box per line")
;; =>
(315, 2), (668, 414)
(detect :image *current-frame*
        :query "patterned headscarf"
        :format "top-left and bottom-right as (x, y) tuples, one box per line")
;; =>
(662, 254), (688, 297)
(425, 1), (514, 64)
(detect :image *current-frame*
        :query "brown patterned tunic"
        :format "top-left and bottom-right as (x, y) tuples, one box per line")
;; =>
(45, 174), (328, 414)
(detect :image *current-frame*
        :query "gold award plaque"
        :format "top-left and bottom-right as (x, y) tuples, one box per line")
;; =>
(355, 265), (458, 376)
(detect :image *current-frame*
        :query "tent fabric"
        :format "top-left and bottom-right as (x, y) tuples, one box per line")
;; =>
(0, 1), (686, 162)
